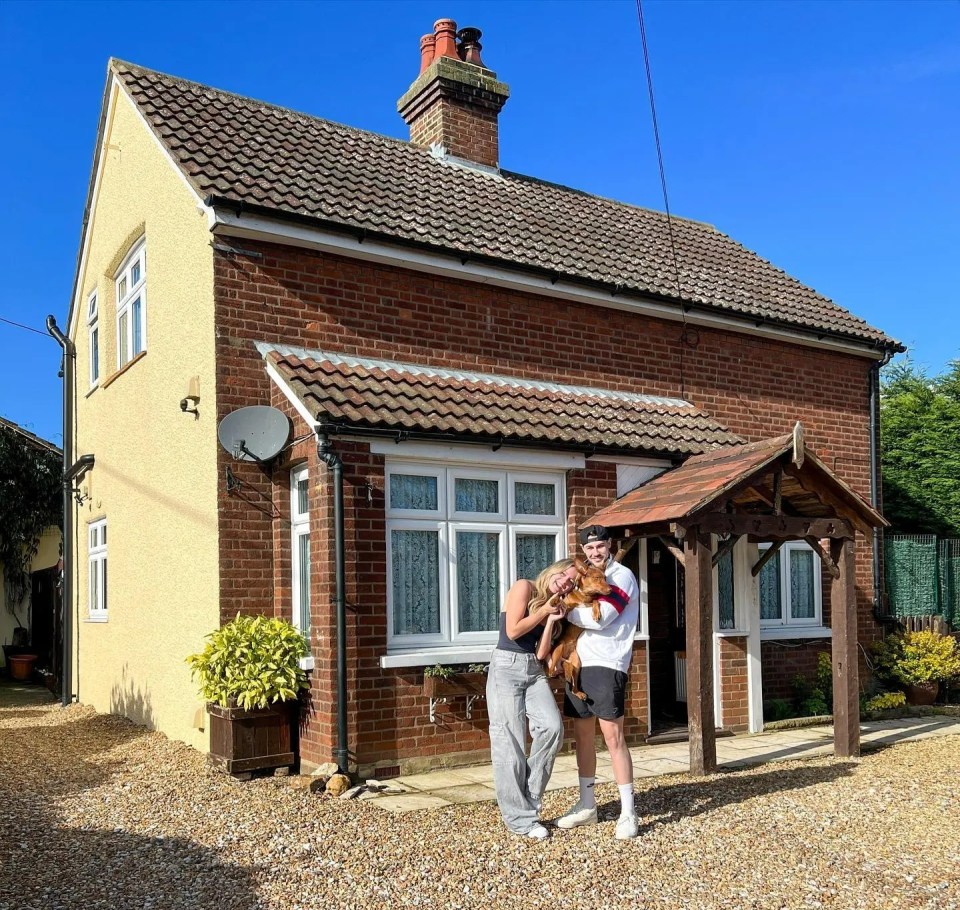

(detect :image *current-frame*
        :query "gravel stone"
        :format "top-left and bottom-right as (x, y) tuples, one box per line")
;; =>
(0, 700), (957, 910)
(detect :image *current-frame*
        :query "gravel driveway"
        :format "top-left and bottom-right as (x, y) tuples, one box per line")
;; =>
(1, 699), (957, 910)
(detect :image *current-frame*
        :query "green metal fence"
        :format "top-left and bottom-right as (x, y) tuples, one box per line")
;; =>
(885, 535), (960, 629)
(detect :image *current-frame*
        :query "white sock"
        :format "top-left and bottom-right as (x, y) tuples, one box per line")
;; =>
(618, 783), (635, 817)
(579, 777), (596, 810)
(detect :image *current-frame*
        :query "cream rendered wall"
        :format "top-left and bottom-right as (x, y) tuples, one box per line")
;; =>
(70, 79), (218, 749)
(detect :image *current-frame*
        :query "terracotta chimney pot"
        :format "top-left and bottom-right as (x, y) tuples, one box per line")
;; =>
(419, 34), (436, 74)
(433, 18), (459, 59)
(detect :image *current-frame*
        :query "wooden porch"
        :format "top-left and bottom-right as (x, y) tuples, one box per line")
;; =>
(588, 424), (888, 774)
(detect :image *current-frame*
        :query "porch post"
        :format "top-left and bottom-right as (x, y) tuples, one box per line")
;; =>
(830, 537), (860, 758)
(684, 529), (716, 774)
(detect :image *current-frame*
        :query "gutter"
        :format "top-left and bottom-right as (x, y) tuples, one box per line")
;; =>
(203, 194), (903, 361)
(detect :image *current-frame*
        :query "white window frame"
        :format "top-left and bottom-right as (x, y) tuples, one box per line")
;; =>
(291, 466), (311, 640)
(115, 238), (146, 368)
(87, 290), (100, 388)
(385, 461), (567, 653)
(758, 541), (825, 636)
(88, 519), (107, 621)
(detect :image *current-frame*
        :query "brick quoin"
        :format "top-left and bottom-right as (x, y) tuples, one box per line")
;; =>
(214, 241), (880, 769)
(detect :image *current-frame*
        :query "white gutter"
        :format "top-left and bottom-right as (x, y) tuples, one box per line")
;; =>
(209, 207), (889, 362)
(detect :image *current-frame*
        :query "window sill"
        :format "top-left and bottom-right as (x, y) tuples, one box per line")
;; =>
(84, 615), (109, 623)
(380, 645), (496, 669)
(101, 350), (147, 389)
(716, 630), (748, 638)
(760, 626), (832, 641)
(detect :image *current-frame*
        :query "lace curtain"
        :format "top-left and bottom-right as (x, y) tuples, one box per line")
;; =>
(456, 531), (500, 632)
(759, 550), (782, 620)
(790, 550), (816, 619)
(390, 474), (438, 511)
(392, 530), (441, 635)
(515, 482), (555, 515)
(516, 534), (556, 582)
(718, 550), (735, 629)
(455, 478), (498, 513)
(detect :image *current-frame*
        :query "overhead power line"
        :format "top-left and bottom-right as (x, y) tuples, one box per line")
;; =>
(0, 315), (51, 338)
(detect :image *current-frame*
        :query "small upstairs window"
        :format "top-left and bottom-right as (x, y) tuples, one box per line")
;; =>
(115, 239), (146, 368)
(87, 290), (99, 388)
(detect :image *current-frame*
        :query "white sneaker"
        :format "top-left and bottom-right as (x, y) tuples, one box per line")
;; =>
(555, 802), (598, 829)
(615, 812), (639, 840)
(524, 823), (549, 839)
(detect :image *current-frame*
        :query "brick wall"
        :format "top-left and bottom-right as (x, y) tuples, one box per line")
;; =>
(213, 239), (879, 767)
(718, 636), (749, 732)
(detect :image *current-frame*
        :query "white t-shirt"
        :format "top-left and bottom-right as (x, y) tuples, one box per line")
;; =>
(566, 558), (640, 673)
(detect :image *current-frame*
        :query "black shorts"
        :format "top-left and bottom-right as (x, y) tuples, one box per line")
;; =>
(563, 666), (628, 720)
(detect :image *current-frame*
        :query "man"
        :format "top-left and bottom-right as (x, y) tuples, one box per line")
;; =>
(556, 524), (640, 839)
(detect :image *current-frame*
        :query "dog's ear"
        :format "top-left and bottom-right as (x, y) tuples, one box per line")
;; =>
(573, 555), (589, 576)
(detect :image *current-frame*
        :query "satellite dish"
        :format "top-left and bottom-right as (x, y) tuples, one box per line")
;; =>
(218, 406), (291, 464)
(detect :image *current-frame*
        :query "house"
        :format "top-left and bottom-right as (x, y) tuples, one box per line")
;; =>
(63, 18), (902, 776)
(0, 417), (62, 684)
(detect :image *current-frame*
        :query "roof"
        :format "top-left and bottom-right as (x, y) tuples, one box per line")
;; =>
(0, 416), (62, 457)
(585, 431), (886, 535)
(109, 59), (901, 353)
(260, 343), (742, 457)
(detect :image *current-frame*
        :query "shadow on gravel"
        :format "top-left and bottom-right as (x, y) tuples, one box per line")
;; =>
(0, 709), (153, 799)
(609, 761), (859, 834)
(0, 708), (49, 721)
(0, 797), (260, 910)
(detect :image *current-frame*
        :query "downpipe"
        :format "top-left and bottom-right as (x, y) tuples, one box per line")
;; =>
(45, 316), (75, 706)
(870, 352), (895, 624)
(317, 434), (349, 772)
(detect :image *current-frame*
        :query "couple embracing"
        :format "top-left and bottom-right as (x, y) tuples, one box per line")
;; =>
(486, 524), (640, 840)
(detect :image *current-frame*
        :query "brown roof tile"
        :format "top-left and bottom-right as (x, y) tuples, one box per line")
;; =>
(260, 344), (742, 457)
(112, 60), (901, 351)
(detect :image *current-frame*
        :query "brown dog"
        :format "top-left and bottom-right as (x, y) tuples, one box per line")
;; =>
(543, 556), (611, 700)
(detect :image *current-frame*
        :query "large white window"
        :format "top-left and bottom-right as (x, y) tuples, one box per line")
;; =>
(291, 467), (310, 641)
(88, 519), (108, 620)
(87, 290), (99, 388)
(758, 542), (823, 632)
(385, 463), (565, 650)
(115, 239), (146, 368)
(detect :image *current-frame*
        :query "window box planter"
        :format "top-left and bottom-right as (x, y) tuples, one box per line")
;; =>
(207, 700), (296, 777)
(422, 672), (487, 722)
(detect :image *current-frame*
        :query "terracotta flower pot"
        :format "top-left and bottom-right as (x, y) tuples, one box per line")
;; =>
(905, 682), (939, 706)
(8, 654), (38, 681)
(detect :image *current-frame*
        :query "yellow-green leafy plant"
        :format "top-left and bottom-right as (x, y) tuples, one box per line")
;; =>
(871, 630), (960, 687)
(423, 664), (455, 679)
(186, 614), (308, 710)
(863, 691), (907, 712)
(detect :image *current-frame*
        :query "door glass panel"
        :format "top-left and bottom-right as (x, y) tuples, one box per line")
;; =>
(298, 533), (310, 636)
(718, 549), (735, 629)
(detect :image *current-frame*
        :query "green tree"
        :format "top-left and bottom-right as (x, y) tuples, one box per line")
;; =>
(880, 358), (960, 536)
(0, 424), (62, 627)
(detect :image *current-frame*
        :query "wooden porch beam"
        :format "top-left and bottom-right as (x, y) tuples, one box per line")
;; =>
(830, 537), (859, 758)
(689, 513), (855, 540)
(784, 465), (874, 537)
(657, 536), (685, 565)
(614, 536), (639, 564)
(684, 529), (717, 775)
(751, 540), (784, 577)
(711, 534), (741, 568)
(773, 469), (782, 515)
(804, 536), (840, 579)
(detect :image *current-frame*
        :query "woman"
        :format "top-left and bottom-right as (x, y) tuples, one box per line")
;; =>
(487, 558), (579, 838)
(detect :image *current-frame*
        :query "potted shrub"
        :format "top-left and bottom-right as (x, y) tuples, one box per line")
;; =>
(871, 630), (960, 706)
(187, 614), (308, 776)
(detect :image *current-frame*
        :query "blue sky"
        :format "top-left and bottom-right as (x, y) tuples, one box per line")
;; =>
(1, 0), (957, 445)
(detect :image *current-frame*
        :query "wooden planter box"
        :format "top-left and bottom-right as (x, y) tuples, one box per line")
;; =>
(207, 700), (296, 776)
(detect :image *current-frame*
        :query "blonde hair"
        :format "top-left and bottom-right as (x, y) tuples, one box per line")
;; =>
(528, 558), (575, 614)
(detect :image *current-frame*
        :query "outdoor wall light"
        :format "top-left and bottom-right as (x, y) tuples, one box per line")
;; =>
(180, 376), (200, 418)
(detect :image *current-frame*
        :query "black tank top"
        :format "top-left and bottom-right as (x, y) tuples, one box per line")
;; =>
(496, 611), (542, 654)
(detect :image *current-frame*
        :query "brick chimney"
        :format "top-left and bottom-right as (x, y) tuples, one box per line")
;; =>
(397, 19), (510, 168)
